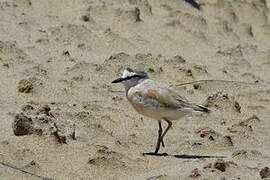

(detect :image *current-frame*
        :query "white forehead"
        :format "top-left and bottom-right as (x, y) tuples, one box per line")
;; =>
(121, 69), (136, 78)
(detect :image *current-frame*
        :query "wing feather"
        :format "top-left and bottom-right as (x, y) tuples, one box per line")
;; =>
(128, 79), (198, 111)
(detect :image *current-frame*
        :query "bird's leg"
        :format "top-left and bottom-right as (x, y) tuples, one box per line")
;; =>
(160, 118), (172, 147)
(153, 120), (163, 154)
(142, 120), (170, 156)
(158, 121), (165, 147)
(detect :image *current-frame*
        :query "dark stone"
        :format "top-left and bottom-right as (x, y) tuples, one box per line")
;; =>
(18, 79), (33, 93)
(214, 159), (226, 172)
(13, 113), (33, 136)
(260, 167), (270, 179)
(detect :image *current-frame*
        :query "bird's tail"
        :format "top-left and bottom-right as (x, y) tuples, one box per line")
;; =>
(194, 105), (210, 113)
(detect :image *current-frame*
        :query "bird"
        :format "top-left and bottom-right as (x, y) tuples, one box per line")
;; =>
(112, 68), (209, 155)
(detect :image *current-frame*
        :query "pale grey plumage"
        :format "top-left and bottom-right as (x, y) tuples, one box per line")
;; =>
(127, 79), (208, 120)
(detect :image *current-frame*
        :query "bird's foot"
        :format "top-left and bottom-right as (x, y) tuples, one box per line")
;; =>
(142, 152), (168, 156)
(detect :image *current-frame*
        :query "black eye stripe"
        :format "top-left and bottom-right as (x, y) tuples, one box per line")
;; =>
(122, 74), (141, 81)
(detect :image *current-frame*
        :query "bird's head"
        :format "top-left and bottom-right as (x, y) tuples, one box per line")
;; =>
(112, 68), (148, 89)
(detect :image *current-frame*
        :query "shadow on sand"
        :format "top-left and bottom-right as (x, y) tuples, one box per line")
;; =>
(142, 152), (226, 159)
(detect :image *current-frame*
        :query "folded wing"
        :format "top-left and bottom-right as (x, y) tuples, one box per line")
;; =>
(129, 80), (209, 113)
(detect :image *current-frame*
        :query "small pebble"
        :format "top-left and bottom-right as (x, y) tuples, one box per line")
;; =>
(260, 167), (270, 179)
(18, 79), (33, 93)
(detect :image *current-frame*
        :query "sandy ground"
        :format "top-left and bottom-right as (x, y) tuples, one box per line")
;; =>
(1, 0), (270, 179)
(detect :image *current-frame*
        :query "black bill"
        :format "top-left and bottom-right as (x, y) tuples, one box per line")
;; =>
(111, 77), (124, 83)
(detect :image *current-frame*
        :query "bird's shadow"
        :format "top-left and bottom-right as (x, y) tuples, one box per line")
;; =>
(142, 152), (226, 159)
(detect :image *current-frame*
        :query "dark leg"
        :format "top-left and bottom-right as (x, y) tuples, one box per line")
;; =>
(160, 118), (172, 147)
(142, 120), (169, 156)
(159, 121), (165, 147)
(154, 120), (163, 154)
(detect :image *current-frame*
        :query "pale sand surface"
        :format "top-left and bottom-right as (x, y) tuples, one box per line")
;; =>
(0, 0), (270, 179)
